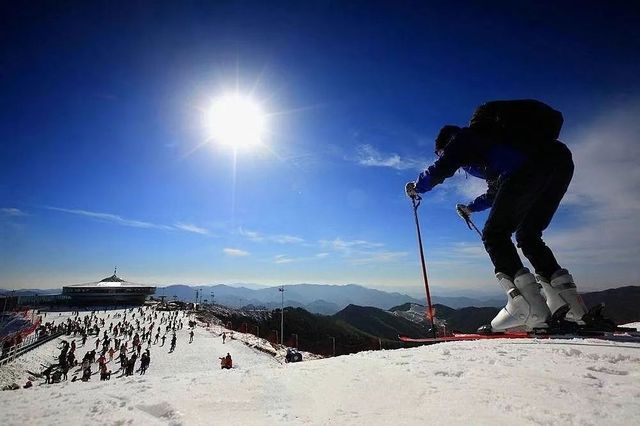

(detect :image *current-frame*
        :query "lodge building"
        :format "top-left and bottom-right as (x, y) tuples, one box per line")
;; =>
(62, 270), (155, 305)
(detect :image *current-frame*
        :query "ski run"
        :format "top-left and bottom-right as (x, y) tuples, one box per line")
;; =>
(1, 310), (639, 425)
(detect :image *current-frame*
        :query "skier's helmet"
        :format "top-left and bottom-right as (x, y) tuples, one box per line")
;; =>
(434, 125), (461, 156)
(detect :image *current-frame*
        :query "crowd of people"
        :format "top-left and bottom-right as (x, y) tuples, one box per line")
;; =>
(0, 305), (242, 391)
(34, 307), (188, 384)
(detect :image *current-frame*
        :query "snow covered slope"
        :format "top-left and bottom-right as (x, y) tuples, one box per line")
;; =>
(1, 311), (639, 425)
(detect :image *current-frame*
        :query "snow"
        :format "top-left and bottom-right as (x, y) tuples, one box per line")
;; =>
(1, 310), (639, 425)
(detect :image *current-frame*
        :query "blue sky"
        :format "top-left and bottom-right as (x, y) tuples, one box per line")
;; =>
(1, 1), (639, 294)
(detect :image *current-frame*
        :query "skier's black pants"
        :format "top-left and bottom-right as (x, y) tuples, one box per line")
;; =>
(482, 142), (574, 280)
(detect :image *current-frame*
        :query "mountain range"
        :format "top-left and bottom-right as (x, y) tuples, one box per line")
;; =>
(156, 283), (504, 314)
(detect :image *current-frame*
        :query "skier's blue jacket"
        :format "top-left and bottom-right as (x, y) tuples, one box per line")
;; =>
(415, 127), (529, 212)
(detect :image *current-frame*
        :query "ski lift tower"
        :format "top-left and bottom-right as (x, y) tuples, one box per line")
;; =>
(278, 285), (285, 345)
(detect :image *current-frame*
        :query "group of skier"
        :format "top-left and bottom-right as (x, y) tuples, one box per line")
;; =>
(34, 307), (194, 384)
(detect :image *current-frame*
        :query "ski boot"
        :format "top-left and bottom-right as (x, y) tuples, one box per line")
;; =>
(481, 268), (551, 333)
(537, 269), (587, 325)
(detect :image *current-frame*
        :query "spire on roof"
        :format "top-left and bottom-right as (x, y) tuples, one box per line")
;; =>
(100, 268), (126, 283)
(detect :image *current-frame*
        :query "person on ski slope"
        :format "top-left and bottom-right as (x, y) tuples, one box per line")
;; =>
(405, 99), (588, 332)
(219, 353), (232, 369)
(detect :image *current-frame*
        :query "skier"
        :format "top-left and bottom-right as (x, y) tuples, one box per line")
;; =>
(139, 350), (150, 375)
(81, 360), (91, 381)
(126, 353), (137, 376)
(160, 335), (166, 347)
(189, 330), (194, 344)
(222, 332), (226, 344)
(60, 362), (69, 381)
(405, 100), (587, 332)
(169, 334), (177, 353)
(99, 363), (111, 381)
(67, 351), (76, 367)
(119, 352), (127, 370)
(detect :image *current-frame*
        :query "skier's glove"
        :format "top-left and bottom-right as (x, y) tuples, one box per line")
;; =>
(405, 181), (418, 199)
(456, 203), (472, 220)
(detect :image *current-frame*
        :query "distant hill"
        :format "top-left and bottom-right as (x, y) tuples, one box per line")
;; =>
(391, 303), (498, 333)
(305, 299), (342, 315)
(581, 286), (640, 325)
(200, 306), (408, 356)
(333, 304), (427, 340)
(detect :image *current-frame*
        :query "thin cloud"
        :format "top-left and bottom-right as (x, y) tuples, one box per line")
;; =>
(449, 173), (488, 202)
(318, 237), (409, 266)
(1, 208), (26, 217)
(223, 248), (249, 257)
(274, 254), (295, 264)
(174, 222), (210, 236)
(47, 207), (173, 230)
(355, 144), (427, 171)
(238, 228), (263, 241)
(272, 235), (304, 244)
(319, 237), (385, 253)
(450, 242), (487, 259)
(47, 206), (211, 236)
(238, 227), (304, 244)
(351, 250), (409, 265)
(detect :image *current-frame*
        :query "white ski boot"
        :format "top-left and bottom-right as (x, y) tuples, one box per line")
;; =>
(491, 268), (551, 332)
(538, 269), (587, 325)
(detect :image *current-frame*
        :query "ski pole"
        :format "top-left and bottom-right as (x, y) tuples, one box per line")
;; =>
(456, 204), (483, 238)
(410, 194), (437, 338)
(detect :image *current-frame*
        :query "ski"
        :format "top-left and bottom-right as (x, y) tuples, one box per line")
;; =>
(399, 329), (640, 344)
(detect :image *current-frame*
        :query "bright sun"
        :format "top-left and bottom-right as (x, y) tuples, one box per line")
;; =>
(204, 93), (267, 149)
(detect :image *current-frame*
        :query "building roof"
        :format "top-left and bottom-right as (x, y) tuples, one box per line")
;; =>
(64, 272), (154, 289)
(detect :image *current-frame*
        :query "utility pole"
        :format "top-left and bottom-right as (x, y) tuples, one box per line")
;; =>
(278, 285), (285, 345)
(1, 291), (8, 314)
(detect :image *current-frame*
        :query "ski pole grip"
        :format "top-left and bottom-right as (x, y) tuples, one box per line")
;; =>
(456, 204), (473, 230)
(411, 194), (422, 209)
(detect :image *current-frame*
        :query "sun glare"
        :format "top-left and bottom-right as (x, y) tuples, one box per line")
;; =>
(204, 93), (267, 149)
